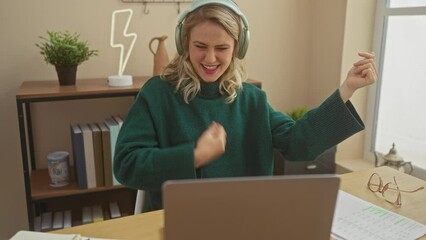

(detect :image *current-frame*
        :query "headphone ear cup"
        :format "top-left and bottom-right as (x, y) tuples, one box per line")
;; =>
(237, 28), (249, 59)
(175, 23), (184, 55)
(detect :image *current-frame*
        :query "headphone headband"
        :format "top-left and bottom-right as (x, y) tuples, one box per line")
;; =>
(175, 0), (250, 59)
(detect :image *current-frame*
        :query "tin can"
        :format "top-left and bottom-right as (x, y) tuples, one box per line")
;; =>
(47, 151), (70, 187)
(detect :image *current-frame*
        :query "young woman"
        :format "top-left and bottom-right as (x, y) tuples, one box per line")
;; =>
(114, 0), (377, 212)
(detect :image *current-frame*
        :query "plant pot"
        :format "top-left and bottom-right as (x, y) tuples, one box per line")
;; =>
(55, 66), (77, 86)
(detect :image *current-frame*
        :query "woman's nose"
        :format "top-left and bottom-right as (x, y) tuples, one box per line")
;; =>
(204, 48), (216, 62)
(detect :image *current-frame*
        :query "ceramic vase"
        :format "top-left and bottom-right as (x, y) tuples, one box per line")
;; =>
(149, 35), (170, 76)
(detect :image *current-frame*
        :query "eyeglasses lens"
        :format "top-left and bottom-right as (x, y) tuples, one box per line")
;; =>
(383, 182), (400, 204)
(368, 174), (381, 192)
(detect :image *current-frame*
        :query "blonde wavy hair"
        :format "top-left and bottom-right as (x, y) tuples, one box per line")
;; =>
(161, 4), (248, 104)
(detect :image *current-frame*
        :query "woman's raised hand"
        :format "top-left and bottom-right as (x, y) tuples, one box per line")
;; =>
(194, 121), (227, 168)
(339, 52), (378, 102)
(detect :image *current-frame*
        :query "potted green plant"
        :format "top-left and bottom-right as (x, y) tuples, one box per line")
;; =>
(36, 31), (98, 85)
(287, 107), (307, 121)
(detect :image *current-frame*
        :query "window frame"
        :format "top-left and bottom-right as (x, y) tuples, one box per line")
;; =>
(365, 0), (426, 178)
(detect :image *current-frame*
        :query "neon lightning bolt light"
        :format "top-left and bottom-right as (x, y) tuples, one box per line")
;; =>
(108, 9), (137, 87)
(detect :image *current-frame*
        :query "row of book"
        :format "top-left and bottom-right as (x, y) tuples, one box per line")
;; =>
(34, 202), (123, 232)
(70, 115), (123, 189)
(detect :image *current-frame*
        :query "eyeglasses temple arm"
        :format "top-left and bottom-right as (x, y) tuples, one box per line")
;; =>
(399, 186), (424, 193)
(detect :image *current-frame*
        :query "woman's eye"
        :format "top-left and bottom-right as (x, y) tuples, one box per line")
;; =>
(195, 45), (206, 49)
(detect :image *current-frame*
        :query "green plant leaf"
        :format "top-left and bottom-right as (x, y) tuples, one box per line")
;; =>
(35, 31), (98, 67)
(287, 107), (307, 121)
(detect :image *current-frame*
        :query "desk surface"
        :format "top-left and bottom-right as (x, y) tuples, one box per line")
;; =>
(55, 166), (426, 240)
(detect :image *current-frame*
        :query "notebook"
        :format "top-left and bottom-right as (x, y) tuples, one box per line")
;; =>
(163, 174), (340, 240)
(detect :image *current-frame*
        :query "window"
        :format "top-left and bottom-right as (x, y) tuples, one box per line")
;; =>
(388, 0), (426, 8)
(368, 0), (426, 170)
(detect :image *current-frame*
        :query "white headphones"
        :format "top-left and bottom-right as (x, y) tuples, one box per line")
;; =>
(175, 0), (250, 59)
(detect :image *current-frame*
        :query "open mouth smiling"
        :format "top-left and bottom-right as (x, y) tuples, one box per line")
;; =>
(202, 64), (219, 70)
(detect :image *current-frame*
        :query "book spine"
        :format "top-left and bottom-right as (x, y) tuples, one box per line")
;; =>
(90, 123), (105, 187)
(109, 202), (121, 219)
(104, 118), (121, 186)
(41, 211), (52, 232)
(99, 122), (113, 187)
(33, 216), (41, 232)
(70, 125), (87, 189)
(63, 210), (72, 228)
(80, 124), (96, 189)
(52, 211), (64, 230)
(92, 205), (104, 223)
(112, 114), (124, 128)
(82, 206), (93, 224)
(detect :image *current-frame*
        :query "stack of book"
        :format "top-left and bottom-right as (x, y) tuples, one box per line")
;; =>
(32, 202), (122, 231)
(33, 210), (72, 232)
(70, 115), (123, 189)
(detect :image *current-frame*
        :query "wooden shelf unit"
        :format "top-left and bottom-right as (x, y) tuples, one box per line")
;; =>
(16, 76), (149, 230)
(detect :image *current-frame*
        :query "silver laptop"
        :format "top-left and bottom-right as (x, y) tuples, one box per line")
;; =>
(163, 174), (340, 240)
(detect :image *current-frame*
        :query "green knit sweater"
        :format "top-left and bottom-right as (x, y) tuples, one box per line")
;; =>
(114, 76), (364, 211)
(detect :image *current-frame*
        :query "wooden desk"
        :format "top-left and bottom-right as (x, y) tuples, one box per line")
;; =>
(55, 167), (426, 240)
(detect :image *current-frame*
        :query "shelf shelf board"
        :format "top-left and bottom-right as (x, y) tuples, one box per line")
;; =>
(31, 169), (127, 201)
(16, 76), (150, 101)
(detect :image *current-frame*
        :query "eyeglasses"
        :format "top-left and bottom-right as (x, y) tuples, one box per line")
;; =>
(367, 173), (424, 207)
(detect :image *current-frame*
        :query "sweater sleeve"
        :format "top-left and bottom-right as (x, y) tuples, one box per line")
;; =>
(271, 89), (365, 162)
(113, 88), (197, 191)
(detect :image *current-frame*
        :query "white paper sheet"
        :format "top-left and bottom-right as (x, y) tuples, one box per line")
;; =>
(332, 190), (426, 240)
(10, 231), (113, 240)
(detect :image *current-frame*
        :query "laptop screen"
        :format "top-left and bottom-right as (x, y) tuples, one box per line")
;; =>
(163, 174), (340, 240)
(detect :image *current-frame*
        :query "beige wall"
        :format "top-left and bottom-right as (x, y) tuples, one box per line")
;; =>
(0, 0), (375, 238)
(308, 0), (347, 106)
(337, 0), (377, 161)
